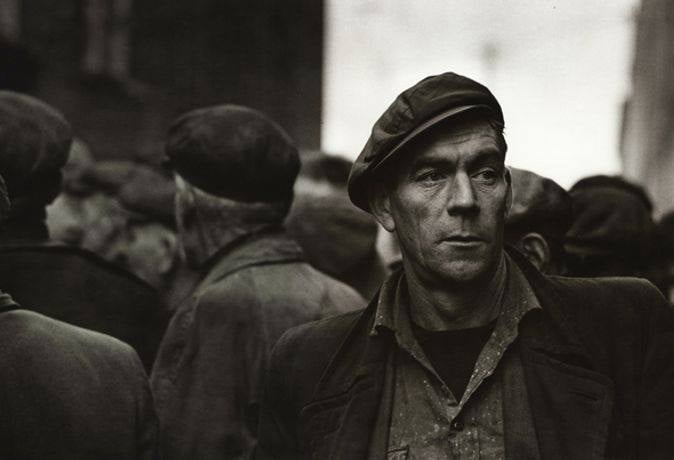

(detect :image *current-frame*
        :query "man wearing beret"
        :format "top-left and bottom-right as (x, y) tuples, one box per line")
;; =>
(256, 73), (674, 459)
(505, 167), (572, 275)
(0, 91), (164, 369)
(0, 171), (159, 459)
(151, 105), (364, 459)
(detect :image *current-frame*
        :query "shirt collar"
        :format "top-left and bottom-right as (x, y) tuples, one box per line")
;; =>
(370, 252), (541, 341)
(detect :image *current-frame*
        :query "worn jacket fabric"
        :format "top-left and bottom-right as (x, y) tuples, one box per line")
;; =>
(256, 250), (674, 460)
(0, 308), (158, 459)
(151, 230), (365, 459)
(0, 240), (166, 369)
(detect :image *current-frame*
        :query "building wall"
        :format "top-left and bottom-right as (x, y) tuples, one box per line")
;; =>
(5, 0), (323, 162)
(622, 0), (674, 215)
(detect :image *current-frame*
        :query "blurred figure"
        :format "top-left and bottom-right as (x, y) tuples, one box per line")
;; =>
(287, 153), (387, 299)
(505, 167), (572, 274)
(565, 175), (655, 279)
(0, 91), (163, 369)
(151, 105), (364, 459)
(0, 171), (159, 459)
(48, 154), (179, 297)
(655, 211), (674, 302)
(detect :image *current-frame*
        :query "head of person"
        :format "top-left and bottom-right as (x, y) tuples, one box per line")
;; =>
(565, 175), (654, 278)
(348, 72), (511, 289)
(505, 167), (572, 275)
(164, 104), (300, 266)
(0, 91), (72, 235)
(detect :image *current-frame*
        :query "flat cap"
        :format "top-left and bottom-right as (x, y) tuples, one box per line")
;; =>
(506, 167), (572, 239)
(566, 175), (654, 256)
(165, 104), (299, 203)
(0, 91), (72, 205)
(348, 72), (504, 212)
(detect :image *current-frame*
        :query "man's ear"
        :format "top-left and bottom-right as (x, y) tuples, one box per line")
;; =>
(369, 185), (396, 233)
(517, 232), (551, 273)
(504, 167), (512, 216)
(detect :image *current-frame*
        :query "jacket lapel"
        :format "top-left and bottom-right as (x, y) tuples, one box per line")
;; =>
(299, 299), (392, 460)
(512, 250), (615, 460)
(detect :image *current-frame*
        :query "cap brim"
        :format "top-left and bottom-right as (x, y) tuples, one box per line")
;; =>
(370, 104), (495, 174)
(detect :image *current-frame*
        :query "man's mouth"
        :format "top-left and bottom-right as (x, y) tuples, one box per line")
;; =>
(441, 234), (485, 246)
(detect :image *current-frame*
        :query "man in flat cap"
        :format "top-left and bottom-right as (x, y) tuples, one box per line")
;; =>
(0, 171), (159, 459)
(150, 105), (364, 459)
(0, 91), (163, 369)
(505, 167), (572, 275)
(256, 72), (674, 459)
(565, 175), (656, 280)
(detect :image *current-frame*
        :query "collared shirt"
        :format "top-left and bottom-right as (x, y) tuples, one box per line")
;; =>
(371, 254), (541, 459)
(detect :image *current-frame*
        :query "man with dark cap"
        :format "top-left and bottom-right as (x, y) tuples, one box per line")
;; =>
(150, 104), (364, 459)
(0, 91), (164, 369)
(565, 175), (656, 279)
(0, 171), (159, 459)
(256, 72), (674, 459)
(505, 167), (572, 275)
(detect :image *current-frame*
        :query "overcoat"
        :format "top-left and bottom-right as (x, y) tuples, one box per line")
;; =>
(256, 250), (674, 460)
(0, 306), (158, 459)
(0, 241), (166, 369)
(151, 230), (365, 459)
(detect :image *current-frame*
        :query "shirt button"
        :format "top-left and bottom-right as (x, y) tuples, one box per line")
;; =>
(451, 419), (464, 431)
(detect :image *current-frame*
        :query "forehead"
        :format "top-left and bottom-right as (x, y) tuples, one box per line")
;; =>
(405, 119), (502, 167)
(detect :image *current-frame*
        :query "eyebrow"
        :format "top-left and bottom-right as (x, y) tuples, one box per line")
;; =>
(411, 147), (503, 171)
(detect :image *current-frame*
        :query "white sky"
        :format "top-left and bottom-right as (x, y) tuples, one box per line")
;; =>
(323, 0), (638, 188)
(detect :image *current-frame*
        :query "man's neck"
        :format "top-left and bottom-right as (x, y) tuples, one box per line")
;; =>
(406, 254), (507, 331)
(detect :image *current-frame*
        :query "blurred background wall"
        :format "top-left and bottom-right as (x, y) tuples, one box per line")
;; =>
(0, 0), (323, 163)
(2, 0), (674, 214)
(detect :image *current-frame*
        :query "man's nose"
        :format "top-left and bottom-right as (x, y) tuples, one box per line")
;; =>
(446, 173), (478, 215)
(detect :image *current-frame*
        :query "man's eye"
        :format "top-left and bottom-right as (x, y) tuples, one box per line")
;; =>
(416, 171), (443, 182)
(473, 169), (498, 183)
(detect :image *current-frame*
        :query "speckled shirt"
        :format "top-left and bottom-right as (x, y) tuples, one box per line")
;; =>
(371, 254), (541, 459)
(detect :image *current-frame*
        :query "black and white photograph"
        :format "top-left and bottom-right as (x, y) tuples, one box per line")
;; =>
(0, 1), (672, 458)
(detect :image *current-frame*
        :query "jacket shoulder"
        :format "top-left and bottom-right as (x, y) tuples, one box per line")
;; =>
(0, 309), (143, 372)
(269, 308), (365, 403)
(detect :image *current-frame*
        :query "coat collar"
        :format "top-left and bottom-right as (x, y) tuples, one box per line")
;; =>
(301, 248), (615, 459)
(196, 227), (304, 291)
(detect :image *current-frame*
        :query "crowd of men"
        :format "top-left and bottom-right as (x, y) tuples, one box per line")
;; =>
(0, 72), (673, 459)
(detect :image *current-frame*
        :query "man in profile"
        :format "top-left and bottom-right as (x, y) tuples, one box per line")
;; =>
(505, 167), (572, 274)
(256, 72), (674, 459)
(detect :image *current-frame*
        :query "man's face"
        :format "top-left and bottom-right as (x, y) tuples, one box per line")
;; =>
(374, 119), (510, 286)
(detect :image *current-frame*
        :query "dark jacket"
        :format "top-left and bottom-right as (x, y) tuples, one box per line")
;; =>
(0, 241), (166, 369)
(151, 230), (365, 459)
(256, 251), (674, 460)
(0, 307), (158, 459)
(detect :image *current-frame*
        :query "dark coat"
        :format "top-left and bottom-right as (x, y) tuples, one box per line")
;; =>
(0, 307), (158, 459)
(0, 241), (167, 369)
(151, 230), (365, 459)
(256, 251), (674, 460)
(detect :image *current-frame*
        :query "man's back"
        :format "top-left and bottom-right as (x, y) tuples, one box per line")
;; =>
(0, 242), (166, 368)
(151, 231), (364, 459)
(0, 308), (158, 459)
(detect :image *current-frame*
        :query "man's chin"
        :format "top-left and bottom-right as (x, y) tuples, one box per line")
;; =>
(432, 260), (493, 285)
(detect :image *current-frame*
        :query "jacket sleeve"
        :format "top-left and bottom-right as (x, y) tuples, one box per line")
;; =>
(636, 281), (674, 458)
(255, 329), (302, 459)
